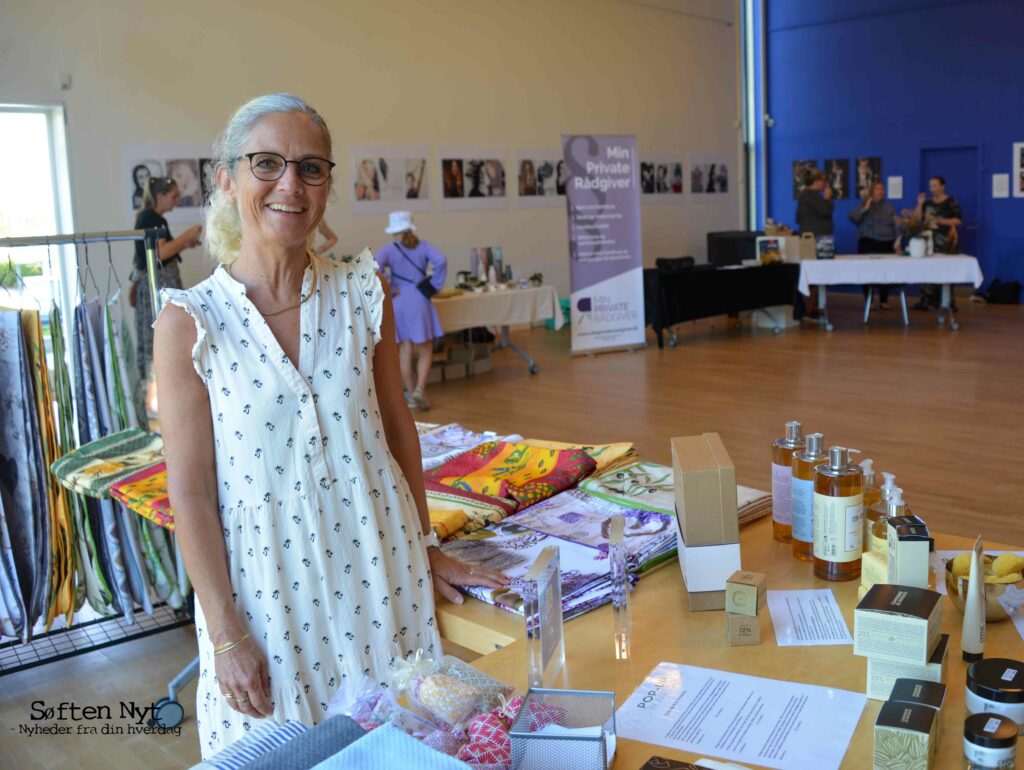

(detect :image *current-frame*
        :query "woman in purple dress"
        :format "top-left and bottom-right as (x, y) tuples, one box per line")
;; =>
(375, 211), (447, 410)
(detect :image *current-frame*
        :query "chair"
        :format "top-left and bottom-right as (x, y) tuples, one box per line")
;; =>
(655, 256), (695, 273)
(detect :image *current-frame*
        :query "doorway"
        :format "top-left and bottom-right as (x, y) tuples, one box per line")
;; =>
(919, 146), (979, 257)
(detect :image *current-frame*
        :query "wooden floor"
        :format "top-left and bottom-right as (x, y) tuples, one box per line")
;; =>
(2, 294), (1021, 769)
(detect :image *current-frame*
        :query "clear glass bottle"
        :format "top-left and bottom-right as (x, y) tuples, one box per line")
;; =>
(791, 432), (826, 562)
(771, 421), (805, 544)
(813, 446), (864, 582)
(871, 486), (905, 556)
(860, 459), (878, 524)
(865, 472), (896, 553)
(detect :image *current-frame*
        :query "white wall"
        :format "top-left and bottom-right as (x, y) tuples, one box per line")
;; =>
(1, 0), (742, 298)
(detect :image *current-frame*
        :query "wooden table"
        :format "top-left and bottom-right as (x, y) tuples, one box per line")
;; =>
(439, 516), (1023, 769)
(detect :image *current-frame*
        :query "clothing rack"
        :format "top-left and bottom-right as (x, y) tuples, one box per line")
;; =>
(0, 227), (187, 677)
(1, 228), (164, 313)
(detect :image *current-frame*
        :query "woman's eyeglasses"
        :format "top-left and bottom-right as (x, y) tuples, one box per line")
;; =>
(237, 152), (335, 186)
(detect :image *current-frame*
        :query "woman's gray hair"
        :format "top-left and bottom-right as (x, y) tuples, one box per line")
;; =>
(204, 93), (333, 264)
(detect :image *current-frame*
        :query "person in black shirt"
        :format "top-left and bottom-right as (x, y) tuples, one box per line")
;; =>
(911, 175), (963, 309)
(132, 176), (202, 383)
(796, 168), (834, 236)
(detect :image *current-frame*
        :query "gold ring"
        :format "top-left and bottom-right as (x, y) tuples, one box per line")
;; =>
(469, 567), (476, 575)
(223, 693), (236, 700)
(236, 697), (250, 705)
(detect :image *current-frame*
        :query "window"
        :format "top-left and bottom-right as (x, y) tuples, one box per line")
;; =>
(0, 104), (75, 313)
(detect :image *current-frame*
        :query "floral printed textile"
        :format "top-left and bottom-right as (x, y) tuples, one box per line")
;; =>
(108, 462), (174, 530)
(424, 441), (596, 511)
(579, 461), (674, 515)
(50, 428), (164, 499)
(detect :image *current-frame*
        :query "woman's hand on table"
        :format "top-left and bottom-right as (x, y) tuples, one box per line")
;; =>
(427, 546), (509, 605)
(214, 636), (274, 718)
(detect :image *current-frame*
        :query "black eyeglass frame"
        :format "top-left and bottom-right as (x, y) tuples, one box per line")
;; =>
(235, 152), (336, 186)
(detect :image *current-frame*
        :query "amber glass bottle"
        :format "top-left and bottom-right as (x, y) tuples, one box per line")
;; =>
(771, 421), (805, 544)
(791, 432), (826, 562)
(813, 447), (864, 581)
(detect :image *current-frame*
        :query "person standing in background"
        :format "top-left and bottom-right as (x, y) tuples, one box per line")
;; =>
(132, 176), (202, 383)
(849, 180), (902, 309)
(374, 211), (447, 410)
(796, 168), (834, 236)
(912, 175), (963, 309)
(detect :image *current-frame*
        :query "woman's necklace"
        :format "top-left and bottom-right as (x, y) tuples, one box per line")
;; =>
(227, 258), (316, 317)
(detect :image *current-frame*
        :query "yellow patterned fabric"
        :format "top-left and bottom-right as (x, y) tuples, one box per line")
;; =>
(518, 439), (636, 474)
(109, 462), (174, 531)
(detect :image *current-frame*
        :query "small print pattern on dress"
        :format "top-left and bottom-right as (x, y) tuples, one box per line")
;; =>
(160, 249), (440, 758)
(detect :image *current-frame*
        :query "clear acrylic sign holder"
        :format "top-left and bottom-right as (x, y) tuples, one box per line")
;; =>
(523, 546), (566, 688)
(609, 516), (631, 659)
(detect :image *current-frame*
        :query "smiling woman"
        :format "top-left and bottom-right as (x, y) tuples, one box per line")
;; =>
(151, 94), (507, 760)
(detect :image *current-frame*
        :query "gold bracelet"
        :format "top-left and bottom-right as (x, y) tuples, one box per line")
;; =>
(213, 633), (249, 656)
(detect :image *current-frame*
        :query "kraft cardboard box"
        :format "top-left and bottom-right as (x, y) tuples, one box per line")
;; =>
(726, 571), (767, 616)
(671, 433), (739, 547)
(726, 612), (761, 646)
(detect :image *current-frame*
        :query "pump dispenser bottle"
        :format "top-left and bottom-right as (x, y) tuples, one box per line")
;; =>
(873, 486), (906, 552)
(865, 472), (896, 548)
(791, 432), (826, 562)
(813, 446), (864, 581)
(860, 459), (878, 516)
(771, 421), (805, 544)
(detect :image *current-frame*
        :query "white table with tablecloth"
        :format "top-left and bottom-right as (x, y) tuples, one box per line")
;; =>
(798, 254), (983, 330)
(432, 285), (563, 373)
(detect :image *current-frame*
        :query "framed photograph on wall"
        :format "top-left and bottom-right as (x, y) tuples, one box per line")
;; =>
(689, 155), (730, 200)
(825, 158), (850, 200)
(1013, 142), (1024, 198)
(641, 155), (684, 204)
(349, 145), (431, 214)
(854, 157), (882, 200)
(123, 142), (210, 225)
(439, 146), (508, 211)
(514, 149), (565, 208)
(792, 159), (817, 199)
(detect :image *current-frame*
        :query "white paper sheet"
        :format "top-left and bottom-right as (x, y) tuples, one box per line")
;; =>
(617, 662), (866, 770)
(767, 589), (852, 646)
(933, 550), (1024, 642)
(886, 175), (903, 199)
(993, 173), (1010, 198)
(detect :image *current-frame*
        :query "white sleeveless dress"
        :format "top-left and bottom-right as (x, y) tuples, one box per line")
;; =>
(161, 249), (440, 758)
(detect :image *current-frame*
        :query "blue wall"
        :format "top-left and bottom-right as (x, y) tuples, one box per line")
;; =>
(764, 0), (1023, 286)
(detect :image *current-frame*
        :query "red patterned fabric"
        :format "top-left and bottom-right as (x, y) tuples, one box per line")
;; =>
(425, 441), (597, 512)
(458, 711), (511, 765)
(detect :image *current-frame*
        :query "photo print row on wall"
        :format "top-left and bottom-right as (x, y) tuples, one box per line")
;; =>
(793, 157), (882, 200)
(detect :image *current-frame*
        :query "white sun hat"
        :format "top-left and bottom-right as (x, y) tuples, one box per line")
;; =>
(385, 210), (416, 235)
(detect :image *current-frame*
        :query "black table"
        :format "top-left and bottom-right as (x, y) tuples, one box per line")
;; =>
(644, 263), (801, 348)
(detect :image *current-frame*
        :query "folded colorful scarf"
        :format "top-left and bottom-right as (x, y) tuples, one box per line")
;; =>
(109, 462), (174, 531)
(50, 427), (164, 499)
(426, 483), (517, 538)
(518, 439), (635, 475)
(579, 461), (674, 515)
(424, 441), (596, 512)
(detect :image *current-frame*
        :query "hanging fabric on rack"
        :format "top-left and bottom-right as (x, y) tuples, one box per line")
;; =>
(0, 308), (50, 642)
(0, 494), (25, 639)
(73, 301), (132, 619)
(81, 299), (152, 617)
(17, 307), (77, 629)
(50, 301), (114, 615)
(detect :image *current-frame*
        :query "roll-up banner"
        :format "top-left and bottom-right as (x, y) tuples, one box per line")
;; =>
(562, 135), (646, 355)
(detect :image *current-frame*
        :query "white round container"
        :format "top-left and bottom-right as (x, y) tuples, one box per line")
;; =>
(909, 237), (927, 258)
(963, 712), (1017, 769)
(966, 658), (1024, 727)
